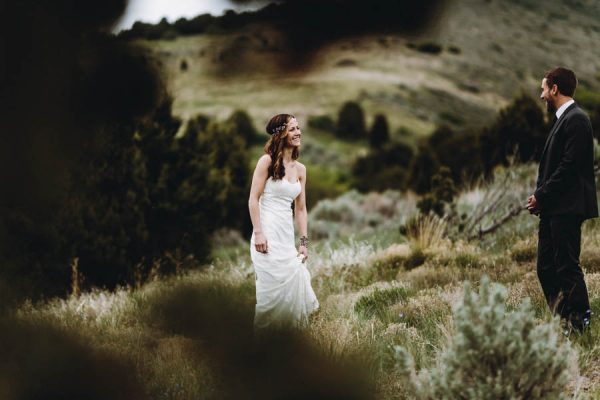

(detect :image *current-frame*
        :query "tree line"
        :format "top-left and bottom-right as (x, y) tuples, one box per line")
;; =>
(2, 99), (256, 299)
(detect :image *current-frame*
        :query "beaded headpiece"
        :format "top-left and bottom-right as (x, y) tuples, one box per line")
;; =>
(270, 123), (287, 135)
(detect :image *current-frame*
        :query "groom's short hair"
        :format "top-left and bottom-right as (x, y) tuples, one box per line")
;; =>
(544, 67), (577, 97)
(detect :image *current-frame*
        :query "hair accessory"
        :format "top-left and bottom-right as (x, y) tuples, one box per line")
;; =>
(270, 123), (287, 135)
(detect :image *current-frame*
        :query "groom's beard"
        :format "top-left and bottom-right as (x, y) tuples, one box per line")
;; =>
(546, 100), (556, 114)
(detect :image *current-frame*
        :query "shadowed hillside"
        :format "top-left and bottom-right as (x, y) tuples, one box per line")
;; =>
(138, 0), (600, 138)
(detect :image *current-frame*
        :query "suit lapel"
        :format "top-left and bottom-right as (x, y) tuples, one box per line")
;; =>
(539, 103), (577, 159)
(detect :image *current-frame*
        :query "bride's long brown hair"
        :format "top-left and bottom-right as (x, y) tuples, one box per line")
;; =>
(264, 114), (299, 180)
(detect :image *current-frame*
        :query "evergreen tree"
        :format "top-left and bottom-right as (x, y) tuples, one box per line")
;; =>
(352, 143), (414, 192)
(409, 144), (439, 194)
(480, 94), (546, 174)
(337, 101), (366, 139)
(227, 109), (258, 144)
(368, 114), (390, 148)
(416, 166), (457, 216)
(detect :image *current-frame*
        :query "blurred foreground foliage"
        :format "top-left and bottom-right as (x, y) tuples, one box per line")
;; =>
(1, 98), (253, 298)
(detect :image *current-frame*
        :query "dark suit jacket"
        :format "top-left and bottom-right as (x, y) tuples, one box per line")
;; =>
(535, 102), (598, 219)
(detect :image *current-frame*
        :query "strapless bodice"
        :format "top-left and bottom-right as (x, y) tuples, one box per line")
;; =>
(259, 177), (301, 214)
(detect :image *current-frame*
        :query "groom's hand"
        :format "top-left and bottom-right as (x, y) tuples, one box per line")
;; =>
(527, 195), (539, 215)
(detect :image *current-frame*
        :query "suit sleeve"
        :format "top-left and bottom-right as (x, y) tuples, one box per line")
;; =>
(534, 115), (589, 205)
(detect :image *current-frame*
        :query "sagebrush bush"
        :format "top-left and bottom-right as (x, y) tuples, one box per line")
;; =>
(395, 277), (578, 400)
(309, 190), (418, 240)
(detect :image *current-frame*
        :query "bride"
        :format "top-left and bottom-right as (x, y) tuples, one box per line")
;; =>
(248, 114), (319, 330)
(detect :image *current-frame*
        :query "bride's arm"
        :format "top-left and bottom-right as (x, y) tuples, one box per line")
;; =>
(248, 154), (270, 253)
(295, 163), (308, 260)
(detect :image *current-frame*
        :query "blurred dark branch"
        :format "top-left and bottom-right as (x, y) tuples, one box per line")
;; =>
(468, 205), (526, 241)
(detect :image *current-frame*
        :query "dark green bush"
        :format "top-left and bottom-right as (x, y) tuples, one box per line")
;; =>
(352, 142), (414, 192)
(408, 145), (439, 195)
(227, 109), (258, 144)
(305, 167), (349, 209)
(416, 42), (443, 54)
(480, 93), (547, 174)
(1, 98), (252, 297)
(337, 101), (366, 140)
(447, 45), (461, 54)
(427, 125), (483, 183)
(368, 114), (390, 148)
(417, 167), (457, 216)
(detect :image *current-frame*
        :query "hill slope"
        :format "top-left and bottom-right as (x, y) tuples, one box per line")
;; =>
(141, 0), (600, 138)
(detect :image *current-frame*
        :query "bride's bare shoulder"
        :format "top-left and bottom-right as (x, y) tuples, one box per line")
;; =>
(296, 161), (306, 172)
(256, 154), (272, 167)
(296, 162), (307, 178)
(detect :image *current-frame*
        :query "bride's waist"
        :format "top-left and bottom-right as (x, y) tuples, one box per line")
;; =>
(260, 199), (294, 214)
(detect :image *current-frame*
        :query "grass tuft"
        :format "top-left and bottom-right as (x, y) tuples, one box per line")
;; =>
(354, 287), (413, 320)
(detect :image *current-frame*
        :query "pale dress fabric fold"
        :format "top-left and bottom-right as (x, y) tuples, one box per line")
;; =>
(250, 177), (319, 330)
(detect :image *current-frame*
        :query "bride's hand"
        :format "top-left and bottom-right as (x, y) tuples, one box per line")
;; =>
(255, 232), (268, 253)
(298, 245), (308, 263)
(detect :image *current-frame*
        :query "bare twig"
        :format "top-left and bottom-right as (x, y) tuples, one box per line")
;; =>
(467, 205), (526, 241)
(463, 172), (511, 233)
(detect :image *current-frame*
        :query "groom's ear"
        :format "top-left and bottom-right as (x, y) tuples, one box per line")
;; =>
(551, 84), (559, 96)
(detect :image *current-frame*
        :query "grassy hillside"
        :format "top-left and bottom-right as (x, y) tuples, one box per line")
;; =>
(136, 0), (600, 208)
(7, 164), (600, 399)
(141, 0), (600, 137)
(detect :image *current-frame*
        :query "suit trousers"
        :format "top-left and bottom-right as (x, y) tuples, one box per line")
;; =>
(537, 215), (590, 321)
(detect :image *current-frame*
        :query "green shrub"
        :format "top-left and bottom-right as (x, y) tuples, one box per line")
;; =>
(354, 287), (412, 320)
(480, 94), (547, 173)
(415, 42), (443, 54)
(352, 142), (414, 192)
(180, 59), (188, 71)
(305, 166), (349, 209)
(395, 277), (578, 399)
(447, 45), (461, 54)
(417, 166), (457, 216)
(337, 101), (366, 140)
(368, 114), (390, 148)
(427, 125), (483, 184)
(576, 88), (600, 110)
(438, 111), (465, 126)
(408, 145), (439, 194)
(227, 109), (258, 144)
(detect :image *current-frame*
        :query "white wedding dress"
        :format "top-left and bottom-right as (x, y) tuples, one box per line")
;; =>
(250, 177), (319, 330)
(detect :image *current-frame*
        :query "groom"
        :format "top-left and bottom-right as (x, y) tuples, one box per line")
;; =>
(527, 67), (597, 332)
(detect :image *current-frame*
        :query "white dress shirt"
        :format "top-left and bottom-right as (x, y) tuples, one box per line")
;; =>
(555, 99), (575, 120)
